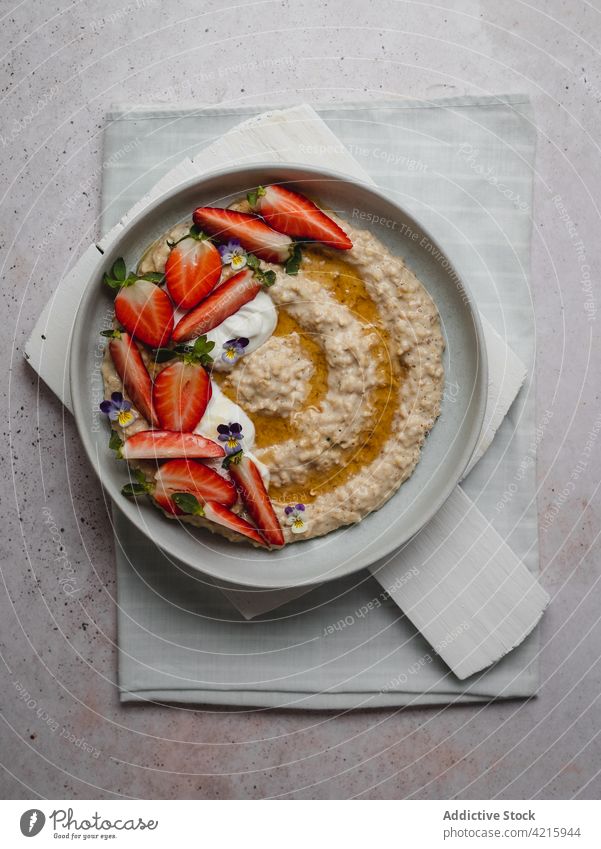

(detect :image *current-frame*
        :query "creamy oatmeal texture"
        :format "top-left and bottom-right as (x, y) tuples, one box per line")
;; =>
(103, 212), (445, 545)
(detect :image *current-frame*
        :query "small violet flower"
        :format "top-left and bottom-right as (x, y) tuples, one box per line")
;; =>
(219, 239), (247, 271)
(99, 392), (134, 427)
(217, 422), (244, 455)
(221, 336), (249, 365)
(284, 503), (308, 535)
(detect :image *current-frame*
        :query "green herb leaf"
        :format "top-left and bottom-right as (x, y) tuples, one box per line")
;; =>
(192, 335), (215, 365)
(172, 335), (216, 367)
(109, 431), (123, 454)
(103, 271), (122, 291)
(100, 328), (120, 338)
(246, 186), (265, 208)
(112, 258), (127, 282)
(259, 269), (276, 288)
(140, 271), (164, 283)
(222, 448), (243, 470)
(285, 244), (303, 276)
(152, 347), (178, 363)
(121, 482), (148, 498)
(172, 492), (204, 515)
(246, 253), (260, 270)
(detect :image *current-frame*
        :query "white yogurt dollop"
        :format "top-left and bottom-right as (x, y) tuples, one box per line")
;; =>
(196, 383), (256, 447)
(206, 290), (277, 367)
(175, 287), (276, 490)
(172, 290), (277, 364)
(195, 383), (270, 487)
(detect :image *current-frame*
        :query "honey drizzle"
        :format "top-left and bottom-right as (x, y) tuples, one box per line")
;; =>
(219, 247), (402, 504)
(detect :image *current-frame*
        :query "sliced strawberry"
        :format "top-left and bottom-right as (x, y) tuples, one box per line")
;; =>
(152, 480), (183, 515)
(169, 493), (268, 546)
(172, 268), (261, 343)
(249, 184), (353, 250)
(202, 501), (266, 546)
(227, 454), (285, 547)
(193, 207), (293, 263)
(153, 360), (212, 432)
(113, 278), (174, 347)
(120, 430), (224, 460)
(108, 331), (158, 427)
(120, 467), (182, 515)
(156, 458), (237, 507)
(203, 501), (268, 546)
(165, 233), (222, 310)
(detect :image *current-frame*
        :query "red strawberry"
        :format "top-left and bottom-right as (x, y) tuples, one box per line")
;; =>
(171, 493), (268, 547)
(226, 454), (285, 547)
(155, 458), (237, 507)
(165, 230), (222, 310)
(203, 501), (266, 546)
(120, 467), (182, 515)
(152, 479), (183, 515)
(151, 336), (215, 432)
(119, 430), (224, 460)
(172, 268), (262, 343)
(248, 184), (353, 250)
(153, 361), (211, 432)
(192, 207), (293, 263)
(104, 258), (174, 347)
(106, 330), (159, 427)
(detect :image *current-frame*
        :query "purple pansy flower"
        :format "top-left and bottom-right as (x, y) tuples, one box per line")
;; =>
(99, 392), (134, 427)
(284, 503), (308, 534)
(221, 336), (249, 364)
(219, 238), (247, 270)
(217, 422), (244, 455)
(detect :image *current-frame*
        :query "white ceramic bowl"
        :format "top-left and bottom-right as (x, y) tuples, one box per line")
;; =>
(70, 164), (487, 589)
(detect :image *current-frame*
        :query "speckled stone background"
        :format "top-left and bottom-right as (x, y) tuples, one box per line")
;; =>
(2, 0), (601, 799)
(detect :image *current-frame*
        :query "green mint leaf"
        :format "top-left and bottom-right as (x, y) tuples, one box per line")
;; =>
(285, 244), (303, 276)
(180, 335), (214, 366)
(260, 269), (276, 288)
(121, 482), (148, 498)
(103, 272), (122, 291)
(246, 253), (260, 270)
(172, 492), (204, 515)
(246, 186), (265, 208)
(100, 328), (120, 338)
(222, 448), (243, 470)
(152, 347), (178, 363)
(112, 258), (127, 282)
(140, 271), (164, 283)
(109, 431), (123, 454)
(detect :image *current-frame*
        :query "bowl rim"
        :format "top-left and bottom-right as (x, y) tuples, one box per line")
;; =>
(69, 162), (488, 589)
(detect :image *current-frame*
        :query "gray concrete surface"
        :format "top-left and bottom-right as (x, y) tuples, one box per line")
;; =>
(1, 0), (601, 799)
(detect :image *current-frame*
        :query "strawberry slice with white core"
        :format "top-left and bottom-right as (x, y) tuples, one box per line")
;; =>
(171, 493), (268, 547)
(114, 278), (173, 348)
(155, 458), (237, 508)
(153, 360), (212, 432)
(151, 335), (215, 432)
(119, 430), (224, 460)
(105, 258), (174, 348)
(193, 207), (293, 263)
(172, 268), (262, 343)
(248, 184), (353, 250)
(107, 330), (158, 427)
(165, 231), (222, 310)
(227, 454), (285, 547)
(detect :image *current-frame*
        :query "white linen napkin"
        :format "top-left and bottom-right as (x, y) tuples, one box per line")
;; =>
(26, 102), (548, 684)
